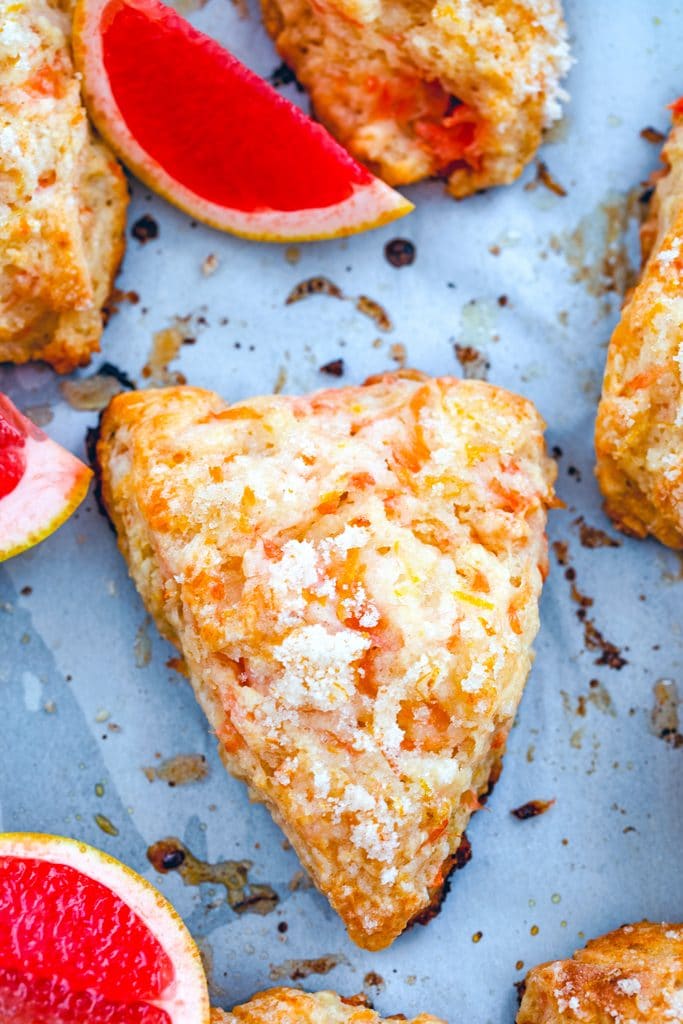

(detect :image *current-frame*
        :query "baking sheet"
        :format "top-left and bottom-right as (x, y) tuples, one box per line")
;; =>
(2, 1), (683, 1020)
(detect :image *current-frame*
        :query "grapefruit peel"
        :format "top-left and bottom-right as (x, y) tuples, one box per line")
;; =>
(0, 394), (92, 562)
(73, 0), (413, 241)
(0, 832), (210, 1024)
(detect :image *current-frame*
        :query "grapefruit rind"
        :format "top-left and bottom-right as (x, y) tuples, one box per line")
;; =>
(0, 832), (210, 1023)
(0, 409), (92, 563)
(72, 0), (413, 241)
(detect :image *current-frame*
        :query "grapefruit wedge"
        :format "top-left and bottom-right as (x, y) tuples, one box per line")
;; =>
(73, 0), (413, 240)
(0, 395), (92, 562)
(0, 833), (210, 1024)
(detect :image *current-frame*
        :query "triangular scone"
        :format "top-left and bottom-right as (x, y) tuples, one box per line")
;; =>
(97, 371), (555, 950)
(210, 988), (444, 1024)
(596, 105), (683, 547)
(517, 922), (683, 1024)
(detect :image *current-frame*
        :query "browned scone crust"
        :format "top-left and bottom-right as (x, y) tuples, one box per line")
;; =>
(210, 989), (445, 1024)
(261, 0), (570, 197)
(0, 0), (128, 373)
(97, 371), (555, 950)
(517, 922), (683, 1024)
(596, 107), (683, 547)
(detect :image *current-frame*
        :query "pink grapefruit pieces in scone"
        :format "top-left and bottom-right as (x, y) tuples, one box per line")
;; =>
(209, 988), (445, 1024)
(96, 370), (556, 950)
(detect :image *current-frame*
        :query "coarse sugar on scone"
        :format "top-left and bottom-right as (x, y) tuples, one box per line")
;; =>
(0, 0), (128, 372)
(518, 922), (683, 1024)
(261, 0), (571, 197)
(97, 370), (556, 950)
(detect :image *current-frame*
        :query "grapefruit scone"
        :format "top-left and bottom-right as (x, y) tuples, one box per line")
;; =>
(211, 989), (445, 1024)
(97, 370), (556, 950)
(261, 0), (571, 197)
(517, 922), (683, 1024)
(596, 102), (683, 547)
(0, 0), (128, 372)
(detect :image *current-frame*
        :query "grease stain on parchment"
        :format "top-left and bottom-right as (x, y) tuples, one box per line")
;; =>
(651, 679), (683, 748)
(23, 404), (53, 427)
(583, 680), (616, 717)
(550, 189), (642, 307)
(134, 616), (152, 668)
(196, 936), (229, 1001)
(142, 326), (186, 386)
(564, 679), (617, 720)
(268, 954), (349, 982)
(61, 373), (125, 412)
(285, 277), (393, 332)
(660, 550), (683, 583)
(459, 299), (499, 350)
(94, 813), (119, 837)
(147, 837), (279, 915)
(21, 670), (42, 712)
(143, 753), (209, 786)
(165, 0), (208, 12)
(142, 312), (207, 387)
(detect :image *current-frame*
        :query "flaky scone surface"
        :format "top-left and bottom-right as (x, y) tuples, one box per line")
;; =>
(596, 108), (683, 547)
(210, 989), (445, 1024)
(518, 922), (683, 1024)
(261, 0), (570, 197)
(98, 371), (555, 950)
(0, 0), (128, 372)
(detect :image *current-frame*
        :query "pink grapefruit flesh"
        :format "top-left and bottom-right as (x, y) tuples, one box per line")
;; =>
(0, 833), (210, 1024)
(0, 394), (92, 561)
(73, 0), (413, 240)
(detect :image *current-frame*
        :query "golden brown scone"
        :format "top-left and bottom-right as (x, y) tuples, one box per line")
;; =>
(210, 989), (445, 1024)
(0, 0), (128, 373)
(97, 370), (555, 950)
(596, 103), (683, 547)
(261, 0), (570, 197)
(517, 922), (683, 1023)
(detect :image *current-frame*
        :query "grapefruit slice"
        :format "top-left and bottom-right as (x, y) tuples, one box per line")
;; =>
(73, 0), (413, 241)
(0, 833), (210, 1024)
(0, 394), (92, 562)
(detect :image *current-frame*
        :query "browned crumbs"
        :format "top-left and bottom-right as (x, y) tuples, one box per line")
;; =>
(320, 358), (345, 377)
(286, 277), (343, 304)
(640, 126), (666, 144)
(131, 214), (159, 243)
(384, 238), (416, 268)
(574, 515), (621, 549)
(511, 798), (556, 820)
